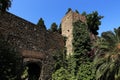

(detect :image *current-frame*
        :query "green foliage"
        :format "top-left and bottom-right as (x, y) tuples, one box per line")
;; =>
(94, 53), (120, 80)
(52, 67), (77, 80)
(94, 27), (120, 80)
(52, 50), (77, 80)
(52, 11), (103, 80)
(21, 67), (28, 80)
(52, 67), (70, 80)
(81, 12), (87, 16)
(52, 20), (95, 80)
(50, 22), (58, 32)
(76, 62), (95, 80)
(0, 37), (22, 80)
(37, 18), (46, 30)
(67, 55), (76, 76)
(52, 49), (67, 71)
(86, 11), (103, 35)
(72, 20), (91, 61)
(0, 0), (11, 12)
(52, 56), (95, 80)
(81, 11), (103, 35)
(72, 20), (95, 79)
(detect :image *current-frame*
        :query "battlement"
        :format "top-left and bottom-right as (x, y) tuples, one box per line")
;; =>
(62, 10), (86, 24)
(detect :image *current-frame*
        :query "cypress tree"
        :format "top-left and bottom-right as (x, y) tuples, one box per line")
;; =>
(37, 18), (46, 30)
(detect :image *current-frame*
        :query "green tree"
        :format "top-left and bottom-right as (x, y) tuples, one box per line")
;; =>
(0, 37), (22, 80)
(72, 20), (91, 62)
(86, 11), (103, 35)
(37, 18), (46, 30)
(72, 20), (95, 79)
(67, 55), (77, 78)
(0, 0), (11, 12)
(52, 11), (103, 80)
(52, 67), (70, 80)
(81, 11), (87, 16)
(76, 61), (95, 80)
(52, 49), (67, 71)
(52, 20), (95, 80)
(50, 22), (58, 32)
(94, 27), (120, 80)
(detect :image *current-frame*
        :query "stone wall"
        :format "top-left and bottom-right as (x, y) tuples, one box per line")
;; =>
(0, 12), (64, 54)
(61, 10), (73, 55)
(0, 12), (64, 80)
(61, 10), (86, 55)
(73, 12), (86, 23)
(0, 12), (46, 51)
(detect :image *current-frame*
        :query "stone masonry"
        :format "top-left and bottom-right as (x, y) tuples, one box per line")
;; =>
(0, 12), (64, 80)
(61, 10), (86, 55)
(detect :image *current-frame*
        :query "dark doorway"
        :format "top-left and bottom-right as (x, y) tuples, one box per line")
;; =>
(26, 63), (41, 80)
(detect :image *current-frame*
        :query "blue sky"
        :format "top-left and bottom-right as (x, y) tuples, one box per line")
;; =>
(9, 0), (120, 35)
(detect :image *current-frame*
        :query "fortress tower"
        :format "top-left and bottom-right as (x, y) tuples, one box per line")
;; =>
(61, 10), (86, 55)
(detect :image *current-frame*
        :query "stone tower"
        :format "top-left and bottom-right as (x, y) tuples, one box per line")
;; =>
(61, 10), (86, 55)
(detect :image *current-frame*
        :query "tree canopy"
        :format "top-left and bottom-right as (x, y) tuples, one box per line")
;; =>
(50, 22), (58, 32)
(87, 11), (103, 35)
(0, 0), (11, 12)
(52, 20), (95, 80)
(94, 27), (120, 80)
(82, 11), (103, 35)
(37, 18), (46, 30)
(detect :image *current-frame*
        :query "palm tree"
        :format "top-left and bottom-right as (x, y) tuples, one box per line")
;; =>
(0, 0), (11, 11)
(94, 27), (120, 80)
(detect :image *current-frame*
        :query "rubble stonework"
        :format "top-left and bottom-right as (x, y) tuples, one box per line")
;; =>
(0, 12), (64, 80)
(61, 10), (86, 55)
(0, 10), (95, 79)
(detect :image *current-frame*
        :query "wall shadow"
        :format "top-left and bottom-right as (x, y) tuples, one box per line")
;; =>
(26, 62), (42, 80)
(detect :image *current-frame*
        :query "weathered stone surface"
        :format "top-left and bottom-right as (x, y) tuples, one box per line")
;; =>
(0, 12), (64, 80)
(61, 10), (86, 55)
